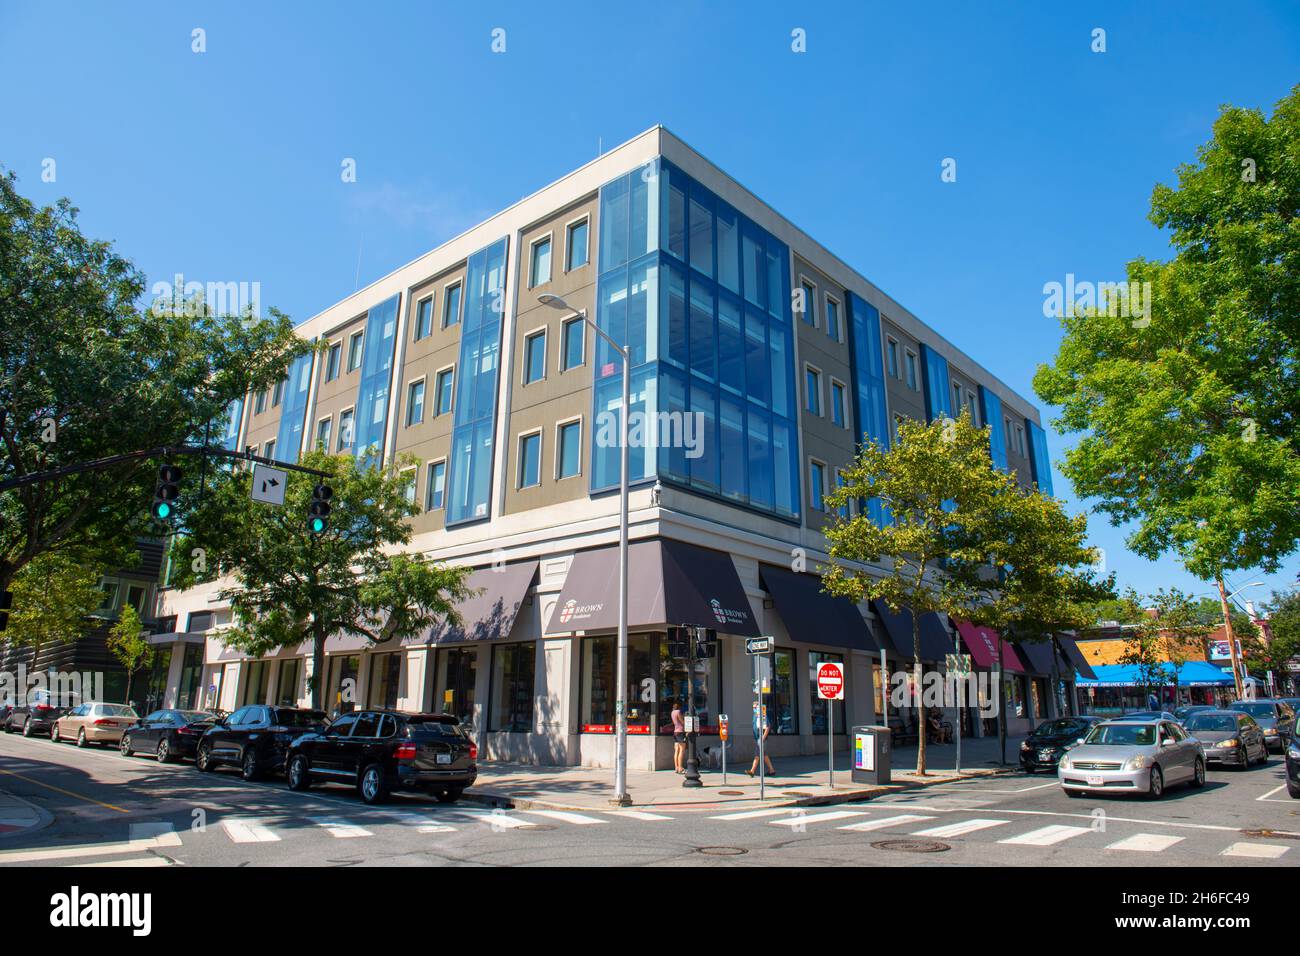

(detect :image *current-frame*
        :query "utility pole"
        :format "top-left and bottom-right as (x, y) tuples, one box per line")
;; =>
(1217, 575), (1245, 700)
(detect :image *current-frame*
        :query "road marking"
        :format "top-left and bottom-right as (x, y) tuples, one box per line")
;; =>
(838, 814), (936, 832)
(71, 856), (173, 867)
(912, 818), (1010, 838)
(222, 819), (281, 843)
(1221, 842), (1289, 859)
(129, 822), (182, 847)
(769, 810), (868, 827)
(1256, 784), (1290, 802)
(0, 833), (181, 864)
(1106, 833), (1185, 852)
(461, 811), (537, 829)
(607, 810), (674, 821)
(1000, 824), (1091, 846)
(930, 780), (1058, 794)
(385, 812), (457, 833)
(521, 809), (606, 825)
(0, 768), (129, 813)
(312, 818), (372, 839)
(710, 807), (794, 821)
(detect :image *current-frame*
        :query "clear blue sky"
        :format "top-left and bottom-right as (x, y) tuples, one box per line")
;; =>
(3, 1), (1298, 607)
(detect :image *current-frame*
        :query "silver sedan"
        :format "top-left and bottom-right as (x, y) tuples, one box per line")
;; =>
(1058, 718), (1206, 799)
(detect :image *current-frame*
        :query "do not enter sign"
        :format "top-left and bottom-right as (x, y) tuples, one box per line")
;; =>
(816, 662), (844, 700)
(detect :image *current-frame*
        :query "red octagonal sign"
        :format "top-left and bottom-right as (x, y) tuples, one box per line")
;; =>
(816, 662), (844, 700)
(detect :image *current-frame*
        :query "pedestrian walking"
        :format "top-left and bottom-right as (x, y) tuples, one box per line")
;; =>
(671, 699), (686, 774)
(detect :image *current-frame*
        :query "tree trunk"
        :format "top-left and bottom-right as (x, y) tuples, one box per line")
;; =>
(311, 623), (326, 713)
(914, 616), (926, 776)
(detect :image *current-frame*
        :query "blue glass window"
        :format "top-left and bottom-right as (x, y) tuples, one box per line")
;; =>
(1025, 419), (1054, 495)
(810, 460), (826, 512)
(566, 219), (589, 270)
(980, 386), (1008, 471)
(518, 433), (541, 488)
(435, 368), (454, 416)
(352, 295), (400, 467)
(805, 367), (821, 416)
(562, 317), (585, 370)
(406, 380), (425, 427)
(831, 380), (846, 427)
(557, 420), (581, 479)
(529, 237), (551, 287)
(845, 293), (893, 525)
(426, 460), (446, 510)
(443, 283), (462, 328)
(217, 398), (243, 451)
(920, 343), (953, 423)
(415, 296), (433, 340)
(274, 349), (314, 464)
(524, 331), (546, 384)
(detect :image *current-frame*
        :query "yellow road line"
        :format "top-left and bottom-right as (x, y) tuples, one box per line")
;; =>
(0, 769), (129, 813)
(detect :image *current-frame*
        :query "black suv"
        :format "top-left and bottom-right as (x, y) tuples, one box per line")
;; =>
(1019, 715), (1105, 772)
(286, 710), (477, 805)
(195, 704), (327, 780)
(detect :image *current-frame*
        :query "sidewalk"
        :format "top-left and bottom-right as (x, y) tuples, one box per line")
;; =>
(0, 789), (51, 839)
(466, 734), (1027, 812)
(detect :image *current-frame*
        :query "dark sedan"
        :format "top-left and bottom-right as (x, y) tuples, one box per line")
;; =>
(1226, 699), (1296, 753)
(1183, 710), (1268, 768)
(3, 690), (80, 737)
(286, 710), (477, 805)
(120, 709), (219, 762)
(195, 704), (326, 780)
(1020, 716), (1105, 773)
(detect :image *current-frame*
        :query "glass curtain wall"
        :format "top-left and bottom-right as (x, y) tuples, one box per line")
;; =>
(275, 349), (315, 463)
(353, 295), (401, 468)
(979, 385), (1009, 471)
(845, 292), (892, 525)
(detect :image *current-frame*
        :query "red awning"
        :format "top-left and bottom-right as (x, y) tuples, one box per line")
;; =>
(954, 619), (1025, 673)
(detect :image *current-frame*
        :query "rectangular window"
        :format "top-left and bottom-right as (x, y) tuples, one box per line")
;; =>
(367, 653), (402, 711)
(406, 379), (425, 427)
(836, 469), (852, 518)
(529, 236), (552, 288)
(426, 459), (446, 511)
(347, 331), (364, 372)
(886, 337), (899, 379)
(556, 420), (581, 479)
(337, 408), (354, 451)
(905, 350), (918, 390)
(326, 342), (341, 381)
(523, 330), (546, 384)
(271, 378), (284, 408)
(952, 382), (964, 416)
(435, 367), (454, 416)
(518, 432), (541, 488)
(399, 468), (417, 506)
(582, 635), (656, 732)
(561, 316), (585, 371)
(315, 417), (331, 450)
(800, 281), (817, 325)
(825, 296), (841, 342)
(414, 296), (433, 340)
(805, 366), (822, 416)
(254, 390), (267, 414)
(810, 460), (826, 512)
(262, 439), (276, 460)
(831, 380), (846, 428)
(770, 648), (797, 735)
(442, 282), (462, 327)
(566, 218), (589, 271)
(967, 390), (979, 426)
(490, 643), (535, 733)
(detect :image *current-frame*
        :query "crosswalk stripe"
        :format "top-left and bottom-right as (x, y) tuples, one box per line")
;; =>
(999, 824), (1091, 846)
(386, 812), (457, 833)
(769, 810), (869, 827)
(0, 835), (180, 864)
(710, 808), (794, 821)
(607, 810), (674, 821)
(222, 819), (281, 844)
(1106, 833), (1184, 853)
(912, 818), (1010, 838)
(838, 814), (936, 832)
(521, 809), (606, 825)
(71, 856), (173, 867)
(312, 819), (373, 839)
(129, 822), (182, 847)
(1221, 842), (1289, 859)
(462, 811), (537, 829)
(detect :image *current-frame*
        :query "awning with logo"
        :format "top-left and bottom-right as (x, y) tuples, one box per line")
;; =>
(545, 539), (759, 637)
(952, 619), (1025, 673)
(429, 560), (539, 644)
(758, 565), (880, 651)
(869, 600), (953, 662)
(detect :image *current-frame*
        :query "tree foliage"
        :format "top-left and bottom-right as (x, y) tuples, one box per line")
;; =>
(106, 604), (153, 704)
(3, 547), (113, 650)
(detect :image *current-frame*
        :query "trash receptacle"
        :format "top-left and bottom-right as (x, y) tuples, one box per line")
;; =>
(850, 725), (891, 785)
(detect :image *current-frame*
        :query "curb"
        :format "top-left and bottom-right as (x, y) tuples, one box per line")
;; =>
(0, 789), (54, 841)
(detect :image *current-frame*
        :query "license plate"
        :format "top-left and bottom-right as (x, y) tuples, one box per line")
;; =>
(1087, 774), (1104, 787)
(436, 753), (451, 765)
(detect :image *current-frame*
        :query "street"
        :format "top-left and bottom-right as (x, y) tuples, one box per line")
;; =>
(1, 732), (1296, 868)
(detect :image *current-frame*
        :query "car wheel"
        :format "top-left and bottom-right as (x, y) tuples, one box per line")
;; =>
(50, 724), (60, 743)
(287, 754), (312, 791)
(1065, 788), (1086, 798)
(1235, 745), (1249, 769)
(156, 738), (172, 763)
(241, 749), (261, 782)
(358, 764), (389, 805)
(436, 785), (464, 804)
(1146, 765), (1164, 800)
(22, 718), (34, 738)
(120, 734), (132, 757)
(196, 742), (215, 772)
(1256, 743), (1269, 766)
(1190, 757), (1206, 788)
(76, 728), (87, 748)
(1288, 777), (1300, 799)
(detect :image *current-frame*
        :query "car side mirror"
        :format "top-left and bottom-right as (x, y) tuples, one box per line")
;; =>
(1075, 738), (1084, 746)
(1161, 738), (1175, 747)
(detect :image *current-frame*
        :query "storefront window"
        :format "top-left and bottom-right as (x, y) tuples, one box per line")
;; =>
(1055, 680), (1072, 717)
(240, 659), (269, 708)
(1005, 674), (1027, 719)
(368, 652), (402, 710)
(275, 658), (301, 707)
(770, 648), (797, 735)
(325, 655), (360, 714)
(809, 651), (845, 734)
(439, 648), (478, 727)
(582, 635), (655, 733)
(658, 636), (722, 733)
(176, 644), (204, 710)
(490, 643), (535, 733)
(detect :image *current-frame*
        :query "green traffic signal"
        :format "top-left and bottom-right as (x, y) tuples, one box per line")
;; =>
(153, 501), (172, 520)
(309, 516), (326, 534)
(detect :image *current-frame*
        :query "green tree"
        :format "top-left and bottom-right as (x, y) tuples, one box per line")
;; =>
(106, 605), (154, 705)
(172, 450), (472, 712)
(1034, 87), (1300, 699)
(0, 171), (311, 595)
(3, 548), (114, 661)
(1260, 590), (1300, 690)
(1146, 588), (1214, 703)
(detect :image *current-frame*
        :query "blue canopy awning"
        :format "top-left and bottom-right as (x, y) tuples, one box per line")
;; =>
(1076, 661), (1235, 688)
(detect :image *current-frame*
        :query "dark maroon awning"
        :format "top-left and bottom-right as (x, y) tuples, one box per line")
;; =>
(759, 565), (880, 651)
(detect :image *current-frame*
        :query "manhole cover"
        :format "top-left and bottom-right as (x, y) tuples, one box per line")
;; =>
(695, 846), (748, 856)
(717, 790), (745, 796)
(870, 839), (950, 853)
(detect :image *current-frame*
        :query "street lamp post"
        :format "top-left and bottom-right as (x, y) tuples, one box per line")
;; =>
(540, 294), (632, 806)
(1210, 580), (1263, 701)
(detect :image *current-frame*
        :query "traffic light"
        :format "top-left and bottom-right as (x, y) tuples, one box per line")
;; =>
(152, 463), (182, 520)
(666, 626), (690, 660)
(307, 482), (333, 534)
(0, 589), (11, 632)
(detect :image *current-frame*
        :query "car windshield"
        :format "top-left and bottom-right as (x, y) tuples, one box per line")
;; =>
(100, 704), (136, 717)
(1185, 714), (1237, 733)
(1084, 724), (1157, 746)
(275, 710), (326, 727)
(1230, 703), (1275, 718)
(178, 711), (215, 723)
(1033, 719), (1085, 736)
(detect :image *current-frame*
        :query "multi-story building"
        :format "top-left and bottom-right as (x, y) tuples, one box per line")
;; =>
(156, 127), (1076, 767)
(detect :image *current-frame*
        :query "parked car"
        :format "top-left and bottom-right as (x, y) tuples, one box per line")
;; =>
(1226, 699), (1296, 753)
(51, 702), (138, 747)
(1019, 716), (1105, 773)
(1285, 717), (1300, 798)
(1058, 718), (1205, 799)
(286, 710), (477, 805)
(1182, 710), (1269, 769)
(1121, 710), (1179, 723)
(195, 704), (327, 780)
(3, 689), (81, 737)
(1278, 697), (1300, 715)
(0, 704), (11, 727)
(1173, 704), (1218, 724)
(120, 709), (219, 762)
